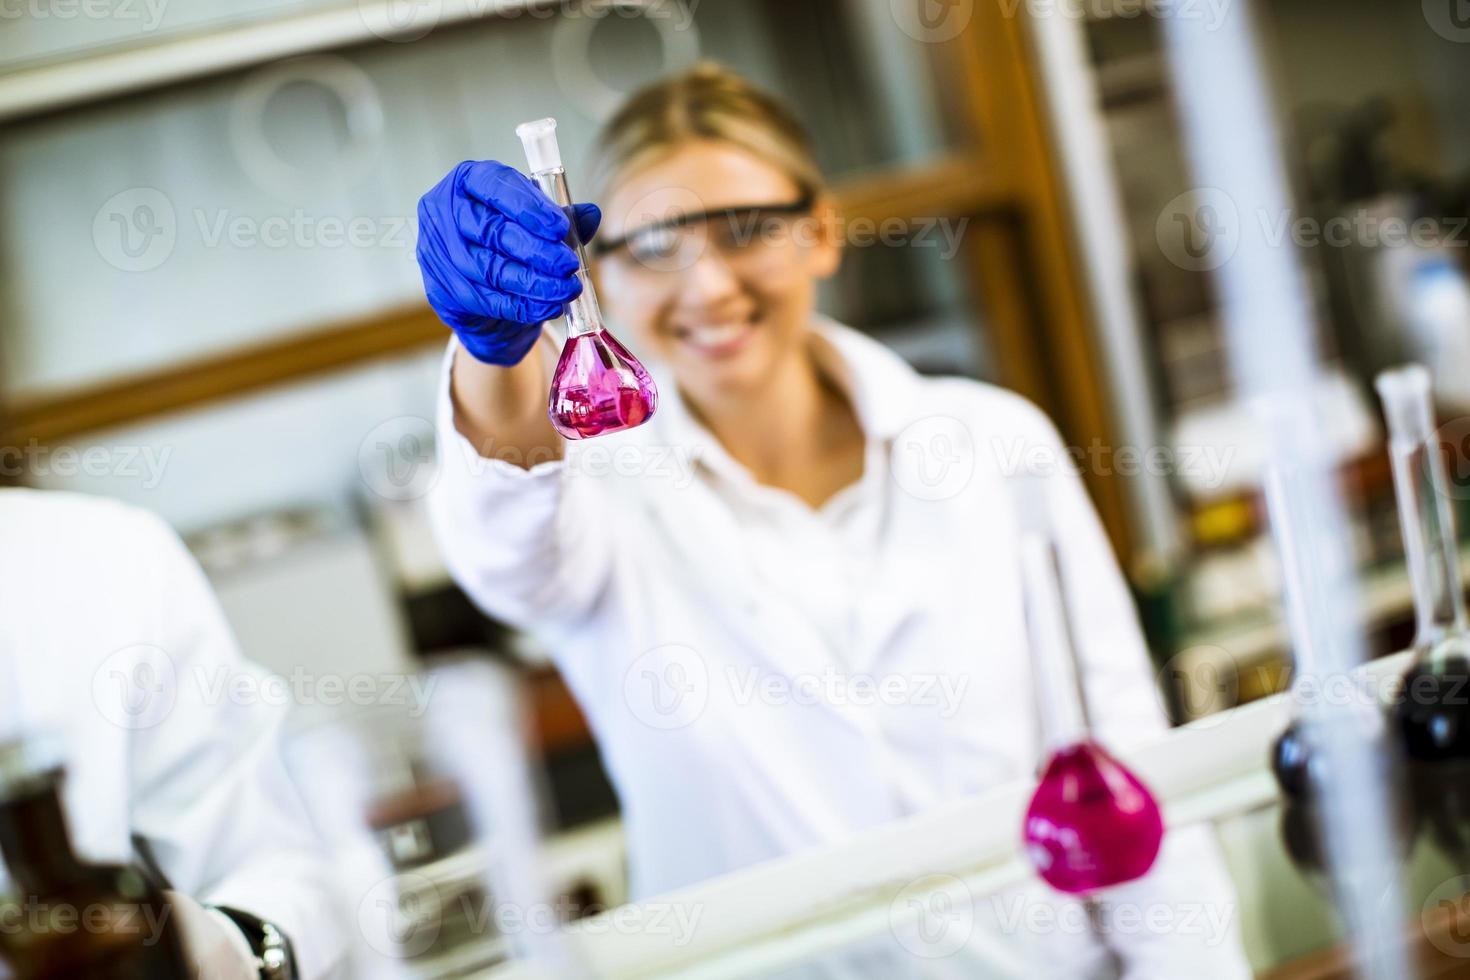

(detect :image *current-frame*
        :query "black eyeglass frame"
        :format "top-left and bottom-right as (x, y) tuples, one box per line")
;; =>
(589, 191), (818, 260)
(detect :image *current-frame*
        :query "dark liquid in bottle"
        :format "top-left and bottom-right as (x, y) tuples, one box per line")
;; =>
(1272, 720), (1319, 801)
(1410, 758), (1470, 860)
(1279, 800), (1327, 876)
(1270, 716), (1418, 878)
(1395, 654), (1470, 762)
(0, 766), (190, 980)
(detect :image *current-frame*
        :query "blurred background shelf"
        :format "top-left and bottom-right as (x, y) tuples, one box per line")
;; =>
(1, 153), (1008, 445)
(1171, 543), (1470, 721)
(0, 0), (588, 122)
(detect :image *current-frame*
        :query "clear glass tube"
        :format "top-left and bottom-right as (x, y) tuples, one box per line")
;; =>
(1018, 529), (1091, 751)
(1263, 460), (1414, 880)
(527, 167), (604, 341)
(1378, 365), (1468, 652)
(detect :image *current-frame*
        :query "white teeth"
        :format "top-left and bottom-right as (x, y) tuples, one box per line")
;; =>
(690, 323), (746, 343)
(670, 320), (755, 351)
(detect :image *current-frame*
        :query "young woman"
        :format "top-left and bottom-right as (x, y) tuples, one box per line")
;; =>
(417, 64), (1249, 975)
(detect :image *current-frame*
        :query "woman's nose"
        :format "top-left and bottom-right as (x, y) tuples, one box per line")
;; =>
(673, 248), (743, 310)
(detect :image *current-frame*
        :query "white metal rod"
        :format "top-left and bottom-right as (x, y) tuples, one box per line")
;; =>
(1159, 5), (1411, 978)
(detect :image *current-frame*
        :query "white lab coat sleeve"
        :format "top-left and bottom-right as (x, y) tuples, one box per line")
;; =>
(122, 510), (347, 980)
(1033, 415), (1252, 979)
(427, 339), (611, 628)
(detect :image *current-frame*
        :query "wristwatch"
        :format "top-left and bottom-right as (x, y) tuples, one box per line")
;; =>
(213, 906), (297, 980)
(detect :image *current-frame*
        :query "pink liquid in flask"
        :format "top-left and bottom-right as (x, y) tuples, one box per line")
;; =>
(549, 329), (657, 440)
(1013, 472), (1164, 895)
(1023, 740), (1164, 895)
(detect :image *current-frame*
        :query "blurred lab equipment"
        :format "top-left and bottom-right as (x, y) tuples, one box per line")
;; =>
(285, 657), (575, 980)
(516, 118), (657, 440)
(1263, 459), (1414, 883)
(0, 739), (190, 979)
(1376, 366), (1470, 763)
(1376, 365), (1470, 868)
(1382, 252), (1470, 411)
(1016, 477), (1164, 895)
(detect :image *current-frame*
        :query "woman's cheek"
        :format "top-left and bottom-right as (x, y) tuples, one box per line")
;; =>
(626, 300), (675, 363)
(762, 279), (816, 345)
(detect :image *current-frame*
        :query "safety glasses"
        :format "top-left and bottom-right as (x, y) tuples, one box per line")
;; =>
(591, 193), (818, 274)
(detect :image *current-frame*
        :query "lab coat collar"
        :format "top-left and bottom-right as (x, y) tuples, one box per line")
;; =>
(639, 316), (927, 483)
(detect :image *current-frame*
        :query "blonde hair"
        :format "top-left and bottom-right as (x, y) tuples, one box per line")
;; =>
(589, 62), (825, 202)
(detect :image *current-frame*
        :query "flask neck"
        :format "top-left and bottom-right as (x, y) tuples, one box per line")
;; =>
(529, 168), (604, 339)
(1020, 532), (1093, 752)
(1389, 430), (1468, 650)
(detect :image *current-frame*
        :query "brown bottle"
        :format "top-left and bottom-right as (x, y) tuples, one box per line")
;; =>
(0, 740), (190, 979)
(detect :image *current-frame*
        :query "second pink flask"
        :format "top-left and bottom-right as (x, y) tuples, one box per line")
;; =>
(1015, 477), (1164, 895)
(517, 118), (657, 440)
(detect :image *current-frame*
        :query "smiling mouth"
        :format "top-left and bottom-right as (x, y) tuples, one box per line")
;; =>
(672, 318), (758, 358)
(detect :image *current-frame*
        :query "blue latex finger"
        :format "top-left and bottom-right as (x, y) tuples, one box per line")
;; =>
(452, 197), (578, 277)
(483, 251), (582, 303)
(572, 203), (602, 244)
(455, 161), (569, 241)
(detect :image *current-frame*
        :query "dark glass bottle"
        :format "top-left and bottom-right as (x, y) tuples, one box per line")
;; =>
(0, 741), (190, 979)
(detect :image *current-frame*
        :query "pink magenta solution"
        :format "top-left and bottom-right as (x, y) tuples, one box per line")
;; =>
(1014, 473), (1164, 896)
(548, 329), (658, 440)
(1023, 739), (1165, 895)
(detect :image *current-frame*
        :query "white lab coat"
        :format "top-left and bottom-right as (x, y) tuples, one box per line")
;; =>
(0, 489), (345, 979)
(430, 319), (1251, 977)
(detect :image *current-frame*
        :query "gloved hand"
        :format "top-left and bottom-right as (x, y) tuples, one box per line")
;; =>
(416, 160), (602, 366)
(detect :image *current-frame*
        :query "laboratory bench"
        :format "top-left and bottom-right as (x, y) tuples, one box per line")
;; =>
(433, 650), (1462, 979)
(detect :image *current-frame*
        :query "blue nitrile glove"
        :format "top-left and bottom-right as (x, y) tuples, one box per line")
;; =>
(416, 160), (602, 366)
